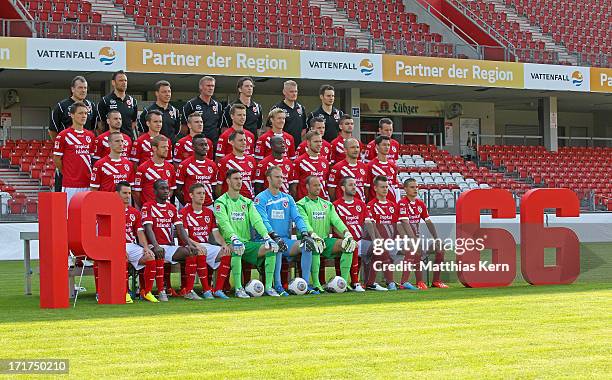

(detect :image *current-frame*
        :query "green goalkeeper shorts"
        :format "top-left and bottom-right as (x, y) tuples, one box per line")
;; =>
(237, 241), (265, 265)
(321, 237), (339, 259)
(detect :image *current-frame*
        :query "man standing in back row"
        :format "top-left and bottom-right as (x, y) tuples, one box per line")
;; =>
(138, 80), (181, 140)
(272, 80), (307, 145)
(182, 76), (223, 145)
(221, 77), (263, 137)
(97, 70), (138, 140)
(306, 84), (344, 142)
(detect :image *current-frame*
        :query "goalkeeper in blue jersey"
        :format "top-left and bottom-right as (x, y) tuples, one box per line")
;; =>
(254, 165), (319, 296)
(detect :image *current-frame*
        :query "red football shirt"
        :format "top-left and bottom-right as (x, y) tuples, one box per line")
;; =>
(333, 198), (368, 241)
(133, 160), (177, 205)
(327, 159), (368, 201)
(366, 198), (399, 225)
(172, 135), (214, 164)
(129, 132), (173, 166)
(215, 127), (255, 159)
(90, 156), (135, 192)
(141, 201), (181, 245)
(366, 158), (398, 202)
(290, 153), (330, 200)
(53, 127), (96, 188)
(175, 156), (219, 206)
(92, 131), (133, 160)
(296, 139), (332, 162)
(125, 205), (143, 244)
(217, 153), (256, 198)
(254, 130), (296, 160)
(179, 204), (218, 243)
(364, 138), (400, 163)
(398, 197), (429, 235)
(253, 156), (293, 194)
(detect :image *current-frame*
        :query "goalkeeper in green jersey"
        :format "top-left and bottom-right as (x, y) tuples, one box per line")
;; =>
(214, 168), (281, 298)
(296, 175), (358, 294)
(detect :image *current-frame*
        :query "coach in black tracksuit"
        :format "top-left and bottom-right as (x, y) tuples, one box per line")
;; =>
(221, 77), (263, 136)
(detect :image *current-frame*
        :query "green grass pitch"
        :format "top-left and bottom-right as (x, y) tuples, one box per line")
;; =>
(0, 243), (610, 378)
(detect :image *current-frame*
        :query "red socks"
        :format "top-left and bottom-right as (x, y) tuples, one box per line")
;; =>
(155, 259), (165, 292)
(143, 260), (156, 294)
(183, 256), (197, 293)
(214, 255), (231, 292)
(196, 255), (211, 292)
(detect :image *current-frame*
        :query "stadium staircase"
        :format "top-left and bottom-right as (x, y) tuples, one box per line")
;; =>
(89, 0), (147, 41)
(309, 0), (385, 53)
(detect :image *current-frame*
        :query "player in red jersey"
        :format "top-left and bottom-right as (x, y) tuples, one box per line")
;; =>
(364, 118), (400, 163)
(92, 110), (133, 163)
(215, 103), (255, 159)
(333, 177), (367, 292)
(142, 179), (203, 301)
(175, 133), (219, 208)
(329, 115), (362, 164)
(173, 112), (214, 164)
(328, 138), (368, 202)
(90, 132), (135, 192)
(254, 108), (296, 160)
(296, 116), (332, 162)
(53, 101), (96, 204)
(116, 181), (159, 303)
(254, 136), (293, 195)
(366, 135), (399, 202)
(133, 135), (176, 208)
(398, 178), (448, 290)
(130, 110), (172, 167)
(217, 130), (256, 198)
(179, 183), (232, 299)
(290, 130), (331, 201)
(364, 175), (398, 291)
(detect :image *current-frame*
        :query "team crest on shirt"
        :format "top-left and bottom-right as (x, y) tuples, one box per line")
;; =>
(321, 163), (327, 169)
(418, 207), (422, 213)
(322, 203), (328, 209)
(254, 197), (260, 205)
(196, 105), (202, 111)
(208, 166), (213, 173)
(334, 112), (340, 121)
(241, 204), (246, 210)
(204, 216), (210, 223)
(110, 99), (116, 105)
(126, 98), (132, 106)
(297, 106), (303, 116)
(390, 207), (395, 213)
(124, 164), (130, 171)
(356, 205), (361, 212)
(360, 169), (365, 175)
(85, 136), (92, 143)
(166, 170), (171, 177)
(282, 200), (288, 208)
(212, 104), (218, 112)
(169, 109), (175, 117)
(168, 210), (174, 217)
(253, 106), (258, 114)
(248, 162), (253, 168)
(215, 204), (221, 212)
(129, 214), (135, 221)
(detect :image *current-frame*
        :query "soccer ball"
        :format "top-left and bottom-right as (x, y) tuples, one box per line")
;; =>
(245, 279), (264, 297)
(326, 276), (347, 293)
(288, 277), (308, 295)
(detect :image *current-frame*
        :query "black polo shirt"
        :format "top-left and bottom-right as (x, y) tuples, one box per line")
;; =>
(273, 100), (307, 145)
(221, 98), (263, 137)
(138, 102), (181, 139)
(182, 95), (223, 142)
(49, 98), (98, 133)
(306, 105), (344, 142)
(97, 92), (138, 139)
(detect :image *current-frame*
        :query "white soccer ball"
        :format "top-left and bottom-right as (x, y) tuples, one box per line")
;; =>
(326, 276), (347, 293)
(245, 279), (264, 297)
(288, 277), (308, 295)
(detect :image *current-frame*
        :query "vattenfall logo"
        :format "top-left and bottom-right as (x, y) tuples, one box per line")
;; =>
(529, 69), (584, 87)
(35, 46), (117, 65)
(308, 57), (375, 76)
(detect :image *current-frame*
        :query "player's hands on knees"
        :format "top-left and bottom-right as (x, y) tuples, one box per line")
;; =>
(152, 245), (164, 259)
(264, 236), (279, 253)
(230, 236), (245, 256)
(269, 231), (288, 253)
(311, 232), (326, 253)
(341, 231), (357, 252)
(300, 232), (318, 253)
(220, 244), (231, 256)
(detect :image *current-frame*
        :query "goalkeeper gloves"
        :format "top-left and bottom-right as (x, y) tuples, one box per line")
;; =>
(300, 231), (317, 253)
(263, 235), (279, 253)
(230, 235), (245, 256)
(311, 232), (326, 254)
(269, 231), (288, 253)
(341, 230), (357, 252)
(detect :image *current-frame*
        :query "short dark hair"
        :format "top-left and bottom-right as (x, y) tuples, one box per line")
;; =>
(146, 109), (163, 122)
(309, 116), (325, 129)
(70, 75), (87, 87)
(154, 80), (171, 91)
(189, 183), (205, 193)
(319, 84), (334, 96)
(115, 180), (131, 192)
(339, 176), (355, 188)
(70, 101), (88, 114)
(225, 168), (241, 180)
(339, 114), (353, 124)
(108, 131), (123, 141)
(112, 70), (126, 81)
(404, 178), (417, 186)
(192, 133), (207, 142)
(237, 76), (254, 91)
(379, 118), (393, 128)
(107, 109), (121, 118)
(375, 135), (391, 145)
(265, 165), (282, 178)
(153, 179), (167, 190)
(305, 175), (319, 186)
(229, 130), (245, 141)
(230, 103), (247, 115)
(373, 175), (388, 186)
(187, 112), (202, 123)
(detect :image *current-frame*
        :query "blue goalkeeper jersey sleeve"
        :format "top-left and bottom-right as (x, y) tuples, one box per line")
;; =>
(254, 189), (309, 239)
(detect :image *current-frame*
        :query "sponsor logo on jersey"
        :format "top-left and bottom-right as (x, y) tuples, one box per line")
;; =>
(313, 211), (326, 220)
(231, 211), (245, 221)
